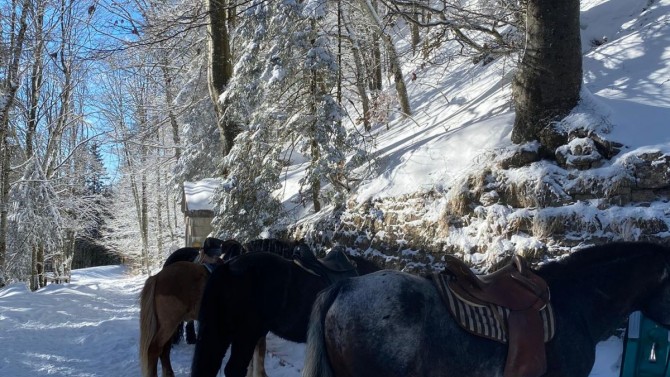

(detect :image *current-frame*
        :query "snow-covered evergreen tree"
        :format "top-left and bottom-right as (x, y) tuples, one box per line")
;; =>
(211, 0), (368, 240)
(85, 142), (109, 196)
(172, 61), (221, 184)
(7, 158), (64, 289)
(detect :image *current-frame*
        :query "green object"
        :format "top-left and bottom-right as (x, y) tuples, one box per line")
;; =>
(620, 311), (670, 377)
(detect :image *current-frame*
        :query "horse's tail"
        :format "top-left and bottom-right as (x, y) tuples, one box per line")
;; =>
(139, 274), (158, 377)
(302, 282), (343, 377)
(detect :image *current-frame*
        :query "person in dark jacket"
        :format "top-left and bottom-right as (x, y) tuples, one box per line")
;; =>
(198, 237), (224, 264)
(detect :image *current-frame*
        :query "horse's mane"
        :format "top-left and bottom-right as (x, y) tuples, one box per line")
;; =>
(537, 241), (668, 279)
(243, 238), (296, 259)
(349, 255), (382, 274)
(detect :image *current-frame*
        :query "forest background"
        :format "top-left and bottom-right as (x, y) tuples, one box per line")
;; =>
(1, 0), (668, 289)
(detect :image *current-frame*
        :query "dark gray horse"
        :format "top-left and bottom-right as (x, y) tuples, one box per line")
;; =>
(304, 242), (670, 377)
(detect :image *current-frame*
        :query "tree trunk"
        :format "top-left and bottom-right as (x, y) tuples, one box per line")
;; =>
(125, 146), (147, 273)
(164, 171), (176, 243)
(207, 0), (236, 156)
(26, 0), (46, 159)
(63, 229), (75, 283)
(30, 247), (39, 290)
(360, 0), (412, 116)
(0, 0), (31, 287)
(138, 106), (150, 273)
(511, 0), (581, 144)
(140, 147), (149, 272)
(309, 21), (322, 213)
(410, 4), (420, 54)
(37, 245), (45, 288)
(371, 37), (383, 91)
(123, 102), (150, 274)
(343, 16), (371, 130)
(311, 140), (322, 212)
(45, 3), (74, 180)
(155, 164), (164, 253)
(160, 60), (181, 161)
(368, 1), (383, 91)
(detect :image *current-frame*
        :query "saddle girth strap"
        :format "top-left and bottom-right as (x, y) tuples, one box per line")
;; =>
(439, 255), (551, 377)
(506, 310), (547, 377)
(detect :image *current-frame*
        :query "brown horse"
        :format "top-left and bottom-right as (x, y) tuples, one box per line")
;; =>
(139, 239), (291, 377)
(163, 238), (245, 345)
(139, 261), (212, 377)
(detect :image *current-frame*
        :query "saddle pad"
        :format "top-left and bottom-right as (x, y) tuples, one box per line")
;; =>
(432, 272), (556, 343)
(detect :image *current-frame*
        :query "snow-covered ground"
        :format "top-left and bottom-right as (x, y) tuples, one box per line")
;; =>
(0, 265), (623, 376)
(279, 0), (670, 211)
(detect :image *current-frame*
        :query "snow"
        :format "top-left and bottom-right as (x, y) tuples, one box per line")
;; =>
(183, 179), (221, 211)
(0, 265), (621, 377)
(3, 0), (669, 375)
(288, 0), (669, 205)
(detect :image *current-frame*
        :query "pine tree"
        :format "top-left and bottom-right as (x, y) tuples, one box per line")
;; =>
(85, 142), (109, 196)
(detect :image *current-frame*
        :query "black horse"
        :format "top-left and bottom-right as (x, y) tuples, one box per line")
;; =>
(164, 238), (295, 268)
(163, 247), (199, 266)
(190, 246), (381, 377)
(303, 241), (670, 377)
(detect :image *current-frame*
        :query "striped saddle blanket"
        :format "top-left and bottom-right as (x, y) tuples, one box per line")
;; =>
(431, 272), (556, 343)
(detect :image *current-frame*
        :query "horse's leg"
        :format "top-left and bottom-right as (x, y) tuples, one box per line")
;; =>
(247, 336), (268, 377)
(186, 320), (197, 344)
(191, 320), (232, 377)
(154, 297), (181, 377)
(171, 323), (183, 345)
(158, 342), (176, 377)
(225, 333), (267, 377)
(146, 317), (171, 377)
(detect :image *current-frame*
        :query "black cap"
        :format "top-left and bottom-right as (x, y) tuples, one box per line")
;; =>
(203, 237), (224, 257)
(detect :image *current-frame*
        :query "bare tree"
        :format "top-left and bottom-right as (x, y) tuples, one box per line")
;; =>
(342, 12), (372, 131)
(0, 0), (32, 286)
(25, 0), (47, 289)
(358, 0), (412, 116)
(208, 0), (236, 157)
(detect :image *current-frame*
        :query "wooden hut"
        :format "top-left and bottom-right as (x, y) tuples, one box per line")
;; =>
(181, 179), (220, 248)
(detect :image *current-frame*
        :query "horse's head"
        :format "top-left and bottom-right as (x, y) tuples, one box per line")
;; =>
(221, 239), (244, 261)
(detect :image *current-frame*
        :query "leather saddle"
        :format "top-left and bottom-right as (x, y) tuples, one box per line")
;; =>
(444, 254), (550, 377)
(293, 244), (358, 284)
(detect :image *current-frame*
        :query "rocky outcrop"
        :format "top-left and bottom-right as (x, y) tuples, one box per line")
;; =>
(292, 146), (670, 274)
